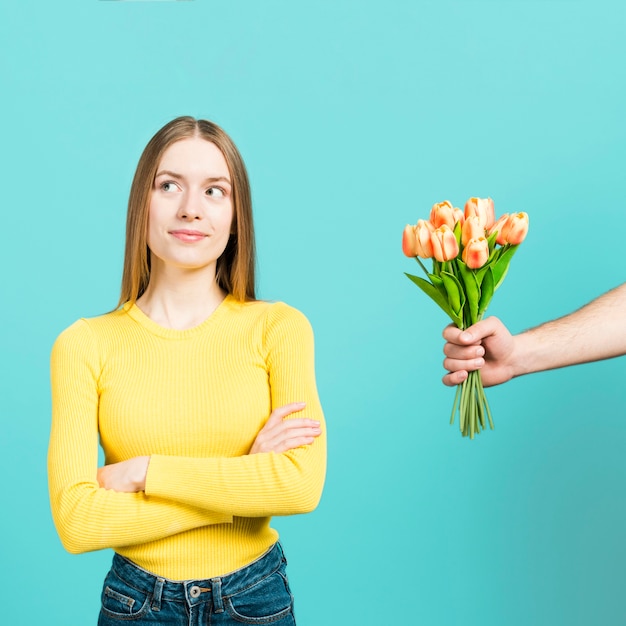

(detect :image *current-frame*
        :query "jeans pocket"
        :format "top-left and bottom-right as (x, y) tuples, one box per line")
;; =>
(224, 565), (294, 624)
(99, 570), (152, 621)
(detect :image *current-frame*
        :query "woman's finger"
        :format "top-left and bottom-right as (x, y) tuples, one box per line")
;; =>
(269, 402), (306, 421)
(251, 420), (321, 454)
(271, 435), (318, 454)
(258, 423), (321, 448)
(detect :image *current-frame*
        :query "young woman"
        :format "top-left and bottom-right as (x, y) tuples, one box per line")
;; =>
(48, 116), (326, 625)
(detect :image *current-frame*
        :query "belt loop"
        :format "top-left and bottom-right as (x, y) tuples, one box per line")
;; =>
(210, 578), (224, 613)
(151, 577), (165, 612)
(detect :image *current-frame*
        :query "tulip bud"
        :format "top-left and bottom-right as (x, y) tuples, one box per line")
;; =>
(465, 197), (495, 230)
(415, 219), (435, 258)
(402, 224), (418, 257)
(501, 212), (529, 245)
(431, 225), (459, 262)
(461, 215), (484, 246)
(488, 213), (510, 246)
(453, 207), (465, 227)
(430, 201), (461, 229)
(462, 237), (490, 269)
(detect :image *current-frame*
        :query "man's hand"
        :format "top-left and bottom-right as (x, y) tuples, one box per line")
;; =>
(442, 317), (517, 387)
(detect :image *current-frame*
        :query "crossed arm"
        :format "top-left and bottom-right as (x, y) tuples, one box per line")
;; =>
(97, 403), (320, 492)
(48, 309), (326, 554)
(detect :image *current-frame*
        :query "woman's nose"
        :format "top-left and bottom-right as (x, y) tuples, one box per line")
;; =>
(177, 192), (202, 219)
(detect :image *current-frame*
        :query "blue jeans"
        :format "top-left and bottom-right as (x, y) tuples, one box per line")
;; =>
(97, 542), (296, 625)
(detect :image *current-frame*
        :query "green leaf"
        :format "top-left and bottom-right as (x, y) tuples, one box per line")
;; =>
(404, 273), (458, 324)
(441, 271), (466, 318)
(492, 244), (519, 291)
(429, 273), (450, 301)
(457, 260), (480, 326)
(474, 265), (490, 287)
(453, 220), (462, 246)
(478, 267), (494, 318)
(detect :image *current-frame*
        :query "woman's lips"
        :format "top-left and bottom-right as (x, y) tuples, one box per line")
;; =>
(170, 229), (207, 243)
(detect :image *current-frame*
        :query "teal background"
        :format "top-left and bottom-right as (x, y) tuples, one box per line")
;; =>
(2, 0), (625, 624)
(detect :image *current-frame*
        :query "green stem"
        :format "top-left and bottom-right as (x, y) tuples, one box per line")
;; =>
(415, 257), (431, 278)
(450, 384), (461, 425)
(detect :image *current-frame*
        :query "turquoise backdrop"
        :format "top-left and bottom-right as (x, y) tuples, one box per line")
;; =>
(2, 1), (625, 624)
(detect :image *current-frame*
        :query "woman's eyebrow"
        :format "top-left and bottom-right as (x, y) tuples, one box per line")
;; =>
(155, 170), (231, 186)
(205, 176), (232, 186)
(155, 169), (183, 179)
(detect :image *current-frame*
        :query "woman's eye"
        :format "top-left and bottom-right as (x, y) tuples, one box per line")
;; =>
(207, 187), (225, 198)
(160, 182), (180, 192)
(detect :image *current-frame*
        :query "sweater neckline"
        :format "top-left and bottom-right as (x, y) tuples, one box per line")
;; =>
(123, 294), (236, 339)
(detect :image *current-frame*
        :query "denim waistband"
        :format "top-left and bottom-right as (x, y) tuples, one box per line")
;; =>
(110, 542), (285, 611)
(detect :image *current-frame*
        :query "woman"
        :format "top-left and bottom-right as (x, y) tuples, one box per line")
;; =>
(48, 116), (326, 625)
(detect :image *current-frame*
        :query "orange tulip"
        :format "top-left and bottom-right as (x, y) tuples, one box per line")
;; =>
(462, 237), (489, 269)
(402, 224), (418, 257)
(488, 213), (510, 245)
(415, 219), (435, 258)
(465, 197), (495, 230)
(430, 201), (461, 229)
(431, 225), (459, 262)
(501, 212), (529, 245)
(461, 215), (484, 246)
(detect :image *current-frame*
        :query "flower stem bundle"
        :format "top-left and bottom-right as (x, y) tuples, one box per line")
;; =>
(402, 198), (529, 439)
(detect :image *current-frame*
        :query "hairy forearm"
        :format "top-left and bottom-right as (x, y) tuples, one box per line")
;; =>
(513, 283), (626, 376)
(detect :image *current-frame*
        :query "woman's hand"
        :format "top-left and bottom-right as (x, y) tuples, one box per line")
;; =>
(97, 456), (150, 492)
(250, 402), (322, 454)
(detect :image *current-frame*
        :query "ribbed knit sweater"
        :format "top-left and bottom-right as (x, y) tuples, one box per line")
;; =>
(48, 296), (326, 580)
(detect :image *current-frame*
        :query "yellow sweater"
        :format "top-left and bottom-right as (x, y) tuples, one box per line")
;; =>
(48, 296), (326, 580)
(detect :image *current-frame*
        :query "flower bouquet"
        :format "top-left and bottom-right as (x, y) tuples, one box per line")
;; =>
(402, 198), (529, 439)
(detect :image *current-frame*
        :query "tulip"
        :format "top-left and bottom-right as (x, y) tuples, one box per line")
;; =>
(462, 237), (490, 269)
(461, 215), (484, 246)
(402, 224), (418, 257)
(501, 212), (529, 245)
(488, 213), (510, 246)
(431, 224), (459, 262)
(414, 219), (435, 258)
(465, 197), (495, 230)
(430, 201), (461, 229)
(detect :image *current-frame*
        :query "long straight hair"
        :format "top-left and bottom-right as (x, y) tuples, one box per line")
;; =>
(118, 116), (256, 306)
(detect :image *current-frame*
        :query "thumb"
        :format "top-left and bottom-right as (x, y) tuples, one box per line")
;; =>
(459, 316), (504, 344)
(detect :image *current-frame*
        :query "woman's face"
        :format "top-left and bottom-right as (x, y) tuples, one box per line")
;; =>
(147, 136), (234, 277)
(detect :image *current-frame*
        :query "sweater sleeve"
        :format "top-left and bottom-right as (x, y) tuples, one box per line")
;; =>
(48, 320), (232, 555)
(144, 303), (327, 517)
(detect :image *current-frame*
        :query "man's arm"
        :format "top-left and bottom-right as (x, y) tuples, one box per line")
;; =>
(442, 283), (626, 387)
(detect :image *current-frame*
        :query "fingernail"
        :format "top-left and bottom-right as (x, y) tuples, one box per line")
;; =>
(460, 331), (473, 342)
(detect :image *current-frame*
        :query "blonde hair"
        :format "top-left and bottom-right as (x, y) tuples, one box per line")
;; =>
(118, 116), (256, 306)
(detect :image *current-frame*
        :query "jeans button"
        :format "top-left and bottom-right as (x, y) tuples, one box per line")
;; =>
(190, 586), (201, 598)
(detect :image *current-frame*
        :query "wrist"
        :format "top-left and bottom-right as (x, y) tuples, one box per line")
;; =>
(511, 332), (541, 378)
